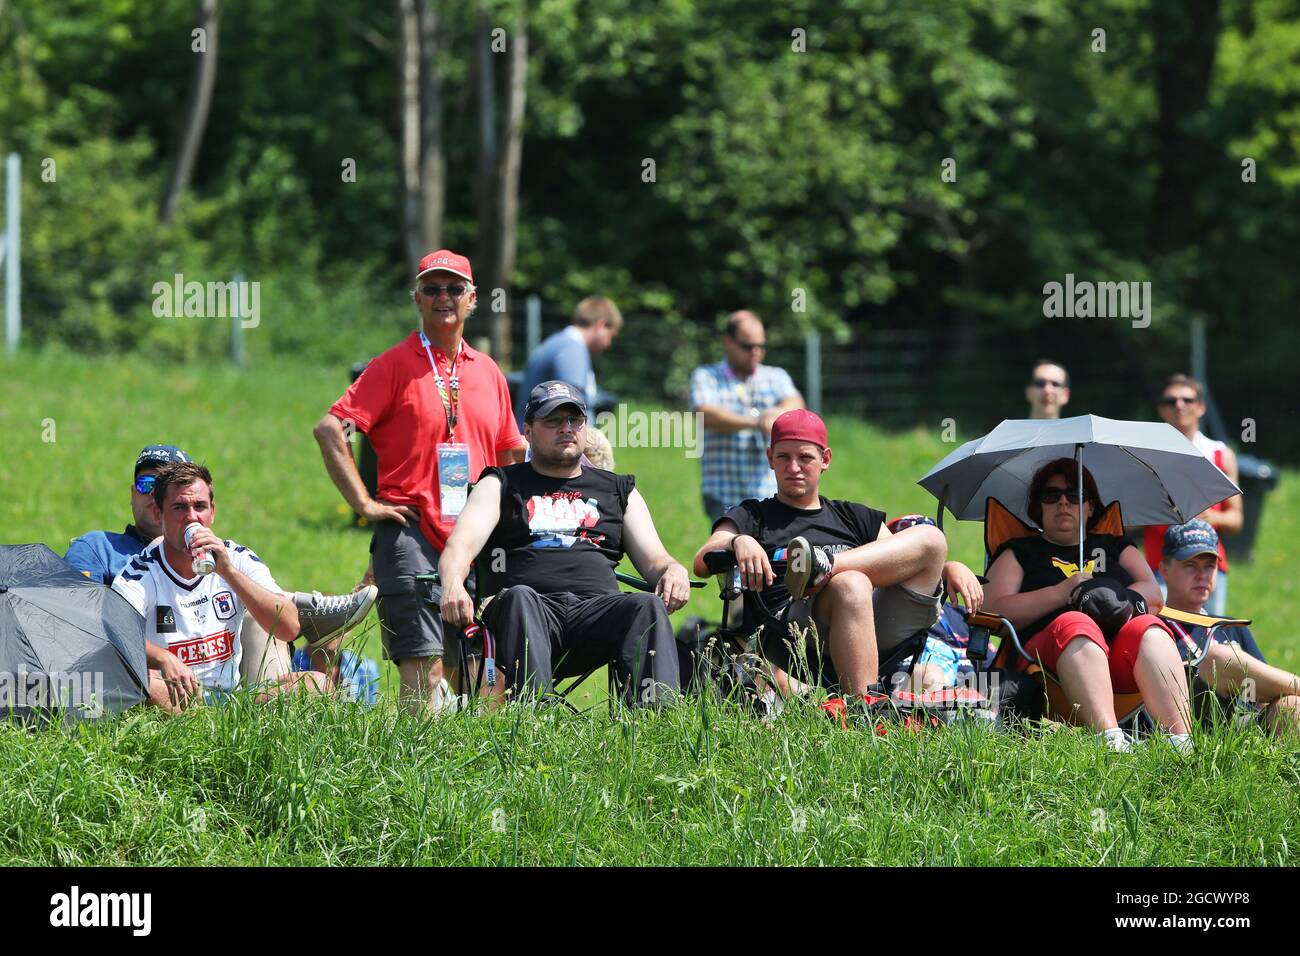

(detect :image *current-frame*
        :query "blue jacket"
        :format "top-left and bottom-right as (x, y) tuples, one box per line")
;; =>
(517, 327), (594, 427)
(64, 526), (152, 585)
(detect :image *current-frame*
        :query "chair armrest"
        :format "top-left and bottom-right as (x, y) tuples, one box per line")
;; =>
(615, 571), (706, 592)
(961, 608), (1032, 664)
(702, 550), (738, 574)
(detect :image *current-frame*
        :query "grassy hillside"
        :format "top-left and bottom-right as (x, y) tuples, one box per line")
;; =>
(1, 350), (1297, 866)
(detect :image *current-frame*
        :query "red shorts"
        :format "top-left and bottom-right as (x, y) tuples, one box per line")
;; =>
(1019, 612), (1175, 694)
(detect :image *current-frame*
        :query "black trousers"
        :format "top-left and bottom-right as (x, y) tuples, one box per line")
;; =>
(481, 586), (681, 706)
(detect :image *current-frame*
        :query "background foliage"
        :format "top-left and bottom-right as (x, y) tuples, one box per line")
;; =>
(1, 0), (1296, 456)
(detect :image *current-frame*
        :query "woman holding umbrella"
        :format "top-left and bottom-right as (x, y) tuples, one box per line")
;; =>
(984, 458), (1193, 752)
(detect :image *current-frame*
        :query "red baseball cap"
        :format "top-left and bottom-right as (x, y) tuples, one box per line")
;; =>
(770, 409), (828, 448)
(416, 249), (474, 284)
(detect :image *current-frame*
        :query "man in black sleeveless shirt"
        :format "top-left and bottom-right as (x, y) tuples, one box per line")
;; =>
(439, 381), (690, 705)
(693, 410), (953, 696)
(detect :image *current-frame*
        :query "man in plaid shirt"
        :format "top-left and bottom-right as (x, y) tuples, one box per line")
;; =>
(690, 311), (804, 519)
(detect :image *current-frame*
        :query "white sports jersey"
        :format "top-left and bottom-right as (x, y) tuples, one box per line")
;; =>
(111, 539), (286, 692)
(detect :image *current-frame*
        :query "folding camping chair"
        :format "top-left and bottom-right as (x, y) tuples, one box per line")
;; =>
(1156, 605), (1255, 729)
(971, 497), (1220, 734)
(415, 564), (706, 714)
(687, 550), (940, 720)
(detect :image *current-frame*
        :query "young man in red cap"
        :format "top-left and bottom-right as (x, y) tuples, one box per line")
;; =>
(314, 250), (526, 714)
(692, 409), (960, 698)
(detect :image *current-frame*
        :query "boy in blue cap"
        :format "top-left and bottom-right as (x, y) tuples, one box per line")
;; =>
(1160, 519), (1300, 736)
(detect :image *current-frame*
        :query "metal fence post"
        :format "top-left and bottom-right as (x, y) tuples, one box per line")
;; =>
(526, 293), (541, 356)
(4, 153), (20, 355)
(231, 271), (246, 367)
(805, 329), (822, 414)
(1191, 315), (1206, 386)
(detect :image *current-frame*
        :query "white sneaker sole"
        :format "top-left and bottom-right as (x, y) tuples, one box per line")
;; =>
(784, 537), (815, 600)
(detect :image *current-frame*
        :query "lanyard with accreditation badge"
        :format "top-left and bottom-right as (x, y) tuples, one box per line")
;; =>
(419, 330), (471, 524)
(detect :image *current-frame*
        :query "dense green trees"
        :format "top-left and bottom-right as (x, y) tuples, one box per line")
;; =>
(1, 0), (1295, 455)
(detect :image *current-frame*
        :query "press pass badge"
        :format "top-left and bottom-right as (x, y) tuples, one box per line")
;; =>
(437, 442), (471, 521)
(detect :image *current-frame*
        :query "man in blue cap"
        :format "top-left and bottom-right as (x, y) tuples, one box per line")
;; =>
(1159, 519), (1300, 737)
(65, 445), (194, 585)
(65, 445), (377, 694)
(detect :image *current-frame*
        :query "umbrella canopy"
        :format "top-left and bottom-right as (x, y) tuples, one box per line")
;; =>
(918, 415), (1241, 527)
(0, 543), (153, 722)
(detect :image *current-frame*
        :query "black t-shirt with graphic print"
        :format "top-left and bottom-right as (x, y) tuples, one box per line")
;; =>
(718, 495), (886, 610)
(996, 532), (1133, 637)
(477, 463), (635, 597)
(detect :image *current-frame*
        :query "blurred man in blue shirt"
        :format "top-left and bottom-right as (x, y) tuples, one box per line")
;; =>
(516, 296), (622, 428)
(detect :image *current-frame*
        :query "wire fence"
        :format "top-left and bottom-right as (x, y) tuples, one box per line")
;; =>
(513, 298), (1223, 441)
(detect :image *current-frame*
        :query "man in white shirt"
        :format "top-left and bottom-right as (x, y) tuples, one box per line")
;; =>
(111, 461), (328, 711)
(1144, 373), (1243, 616)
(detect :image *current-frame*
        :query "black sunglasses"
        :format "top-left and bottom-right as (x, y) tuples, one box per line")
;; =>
(733, 340), (766, 352)
(1159, 395), (1198, 407)
(1039, 487), (1082, 505)
(538, 414), (587, 429)
(419, 283), (469, 299)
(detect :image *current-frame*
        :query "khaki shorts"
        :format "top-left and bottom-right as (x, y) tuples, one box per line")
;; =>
(758, 582), (942, 687)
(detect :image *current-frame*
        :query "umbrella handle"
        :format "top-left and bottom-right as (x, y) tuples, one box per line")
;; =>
(1075, 444), (1085, 573)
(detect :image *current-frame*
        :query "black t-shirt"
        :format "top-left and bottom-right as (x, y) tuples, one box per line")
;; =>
(996, 533), (1134, 637)
(719, 496), (886, 610)
(478, 463), (635, 597)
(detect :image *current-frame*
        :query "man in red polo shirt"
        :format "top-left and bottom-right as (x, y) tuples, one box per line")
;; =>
(313, 249), (526, 713)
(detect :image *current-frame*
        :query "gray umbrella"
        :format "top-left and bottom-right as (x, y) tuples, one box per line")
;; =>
(918, 415), (1242, 568)
(1, 543), (153, 723)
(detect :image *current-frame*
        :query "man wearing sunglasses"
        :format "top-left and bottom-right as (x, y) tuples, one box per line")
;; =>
(1025, 359), (1071, 420)
(64, 444), (379, 693)
(315, 249), (527, 715)
(439, 381), (688, 706)
(1143, 373), (1243, 616)
(65, 444), (193, 586)
(690, 311), (804, 521)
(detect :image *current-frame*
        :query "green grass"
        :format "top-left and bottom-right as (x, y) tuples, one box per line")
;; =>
(2, 350), (1298, 865)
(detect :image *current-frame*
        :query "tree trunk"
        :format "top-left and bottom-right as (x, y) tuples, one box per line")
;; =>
(492, 15), (528, 368)
(475, 10), (499, 308)
(159, 0), (219, 226)
(1150, 0), (1221, 254)
(397, 0), (423, 266)
(418, 0), (445, 253)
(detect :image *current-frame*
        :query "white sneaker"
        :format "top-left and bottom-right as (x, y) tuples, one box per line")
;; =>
(429, 678), (465, 716)
(1100, 728), (1133, 753)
